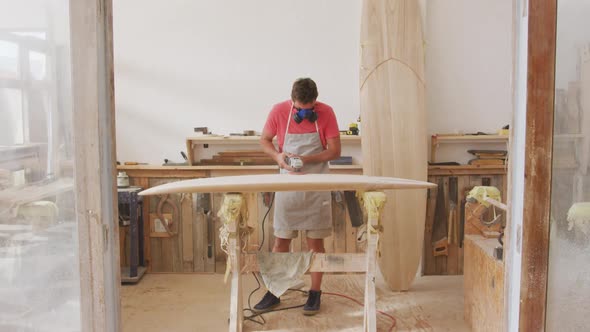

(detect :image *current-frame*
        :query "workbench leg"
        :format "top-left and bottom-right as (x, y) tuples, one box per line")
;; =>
(223, 194), (244, 332)
(362, 192), (386, 332)
(138, 200), (145, 267)
(129, 194), (138, 278)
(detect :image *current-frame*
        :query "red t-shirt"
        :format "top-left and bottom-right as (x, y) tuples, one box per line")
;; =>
(263, 100), (340, 151)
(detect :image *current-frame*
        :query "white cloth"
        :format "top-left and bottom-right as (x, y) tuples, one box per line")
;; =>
(256, 251), (312, 297)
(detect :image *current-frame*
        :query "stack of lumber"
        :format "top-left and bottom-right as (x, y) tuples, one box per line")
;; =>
(197, 150), (275, 166)
(467, 150), (507, 166)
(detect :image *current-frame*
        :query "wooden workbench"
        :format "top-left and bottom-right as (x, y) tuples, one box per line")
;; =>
(116, 165), (363, 273)
(139, 173), (435, 332)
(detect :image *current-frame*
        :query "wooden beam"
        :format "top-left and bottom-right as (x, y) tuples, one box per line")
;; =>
(519, 0), (557, 330)
(70, 0), (120, 330)
(428, 165), (507, 176)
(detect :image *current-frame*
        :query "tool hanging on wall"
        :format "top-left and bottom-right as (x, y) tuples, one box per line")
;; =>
(431, 178), (448, 256)
(344, 191), (363, 227)
(153, 194), (179, 237)
(196, 193), (214, 259)
(447, 177), (459, 244)
(459, 196), (466, 248)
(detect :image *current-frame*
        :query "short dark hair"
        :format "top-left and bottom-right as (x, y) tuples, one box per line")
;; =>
(291, 78), (318, 104)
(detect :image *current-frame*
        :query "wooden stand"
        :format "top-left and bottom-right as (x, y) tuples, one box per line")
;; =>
(224, 191), (386, 332)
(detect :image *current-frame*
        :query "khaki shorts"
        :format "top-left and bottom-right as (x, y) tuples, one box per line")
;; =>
(274, 228), (332, 239)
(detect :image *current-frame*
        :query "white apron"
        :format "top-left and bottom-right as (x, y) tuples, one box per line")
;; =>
(273, 104), (332, 231)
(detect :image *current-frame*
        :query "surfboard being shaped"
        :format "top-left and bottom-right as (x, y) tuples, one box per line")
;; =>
(139, 174), (436, 196)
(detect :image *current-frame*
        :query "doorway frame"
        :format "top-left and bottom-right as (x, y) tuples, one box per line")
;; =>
(69, 0), (121, 330)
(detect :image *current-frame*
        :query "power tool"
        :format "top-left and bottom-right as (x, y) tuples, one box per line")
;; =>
(285, 156), (303, 171)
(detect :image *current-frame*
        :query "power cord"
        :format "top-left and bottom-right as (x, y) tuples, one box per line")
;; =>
(258, 192), (274, 251)
(243, 273), (305, 325)
(243, 193), (281, 325)
(241, 192), (397, 331)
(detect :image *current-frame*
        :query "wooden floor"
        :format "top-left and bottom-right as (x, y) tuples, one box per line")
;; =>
(121, 272), (469, 331)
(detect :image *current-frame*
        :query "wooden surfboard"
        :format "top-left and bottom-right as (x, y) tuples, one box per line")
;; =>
(139, 174), (435, 195)
(360, 0), (427, 290)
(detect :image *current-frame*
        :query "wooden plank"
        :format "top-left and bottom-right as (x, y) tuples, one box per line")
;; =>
(519, 0), (556, 330)
(120, 165), (363, 178)
(422, 176), (437, 275)
(464, 236), (504, 331)
(263, 193), (275, 252)
(433, 134), (509, 142)
(446, 177), (459, 275)
(457, 176), (470, 275)
(345, 201), (358, 253)
(186, 139), (195, 166)
(213, 193), (225, 265)
(181, 193), (194, 272)
(225, 195), (244, 332)
(429, 165), (508, 176)
(332, 197), (347, 254)
(192, 194), (206, 272)
(434, 177), (449, 275)
(119, 165), (208, 178)
(361, 192), (385, 332)
(203, 193), (216, 273)
(70, 0), (119, 329)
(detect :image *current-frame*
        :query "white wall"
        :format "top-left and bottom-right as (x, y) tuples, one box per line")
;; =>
(426, 0), (513, 163)
(113, 0), (362, 164)
(114, 0), (514, 165)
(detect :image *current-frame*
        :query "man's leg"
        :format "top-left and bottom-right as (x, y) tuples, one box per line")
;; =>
(304, 237), (325, 316)
(253, 236), (293, 311)
(306, 238), (325, 290)
(273, 237), (292, 253)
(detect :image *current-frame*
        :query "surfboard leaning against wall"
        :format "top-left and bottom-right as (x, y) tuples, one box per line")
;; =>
(360, 0), (428, 291)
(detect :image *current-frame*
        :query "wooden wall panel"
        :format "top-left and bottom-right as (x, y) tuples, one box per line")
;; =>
(464, 236), (505, 331)
(423, 172), (507, 275)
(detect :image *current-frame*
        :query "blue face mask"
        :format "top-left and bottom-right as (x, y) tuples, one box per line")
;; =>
(296, 108), (315, 119)
(293, 107), (318, 123)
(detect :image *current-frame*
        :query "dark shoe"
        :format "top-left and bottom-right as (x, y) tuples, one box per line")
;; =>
(303, 290), (321, 316)
(253, 291), (280, 312)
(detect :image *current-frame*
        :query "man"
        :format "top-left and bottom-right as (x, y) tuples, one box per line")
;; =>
(257, 78), (341, 315)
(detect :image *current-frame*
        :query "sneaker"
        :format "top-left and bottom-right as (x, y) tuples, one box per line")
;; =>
(303, 290), (321, 315)
(253, 291), (280, 312)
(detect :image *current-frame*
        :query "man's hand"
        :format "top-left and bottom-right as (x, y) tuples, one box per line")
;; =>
(276, 151), (295, 171)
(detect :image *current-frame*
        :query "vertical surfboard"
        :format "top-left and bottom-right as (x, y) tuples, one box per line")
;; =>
(360, 0), (427, 290)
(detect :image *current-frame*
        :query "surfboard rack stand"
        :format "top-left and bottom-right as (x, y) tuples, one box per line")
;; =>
(222, 191), (387, 332)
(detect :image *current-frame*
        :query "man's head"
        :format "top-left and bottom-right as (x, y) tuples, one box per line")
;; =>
(291, 78), (318, 109)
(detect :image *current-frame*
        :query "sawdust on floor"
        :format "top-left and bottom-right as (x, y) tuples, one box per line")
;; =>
(121, 272), (469, 331)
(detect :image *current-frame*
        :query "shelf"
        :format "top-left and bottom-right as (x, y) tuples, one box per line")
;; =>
(432, 134), (508, 143)
(186, 135), (361, 166)
(187, 134), (361, 146)
(430, 134), (509, 163)
(428, 165), (507, 176)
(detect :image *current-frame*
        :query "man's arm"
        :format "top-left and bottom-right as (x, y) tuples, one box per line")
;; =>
(299, 136), (341, 164)
(260, 130), (293, 170)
